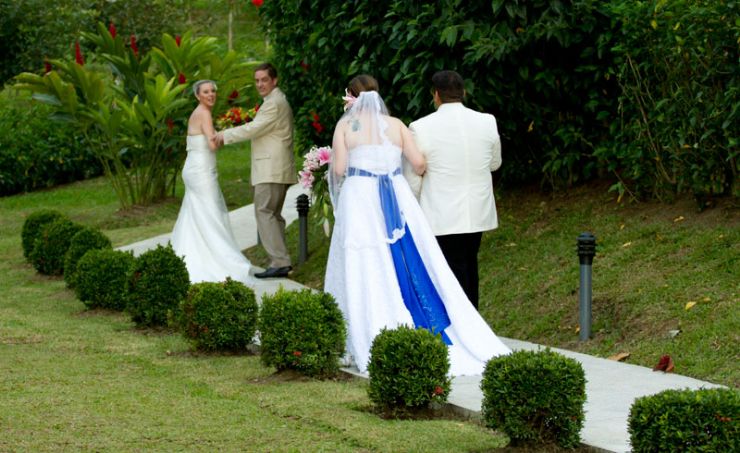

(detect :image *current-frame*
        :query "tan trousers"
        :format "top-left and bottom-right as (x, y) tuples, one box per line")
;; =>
(254, 183), (291, 268)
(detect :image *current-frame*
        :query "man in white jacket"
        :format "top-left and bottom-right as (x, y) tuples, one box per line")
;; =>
(408, 70), (502, 310)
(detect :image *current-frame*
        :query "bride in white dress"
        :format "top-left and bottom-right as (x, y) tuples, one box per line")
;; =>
(324, 75), (510, 376)
(170, 80), (255, 286)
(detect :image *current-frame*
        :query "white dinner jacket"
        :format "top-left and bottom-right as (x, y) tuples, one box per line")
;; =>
(408, 102), (502, 236)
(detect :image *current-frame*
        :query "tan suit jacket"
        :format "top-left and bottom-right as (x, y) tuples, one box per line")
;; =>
(223, 87), (297, 185)
(408, 102), (502, 236)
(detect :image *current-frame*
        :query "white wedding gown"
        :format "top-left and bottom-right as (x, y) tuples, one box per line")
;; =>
(171, 135), (255, 285)
(324, 144), (511, 376)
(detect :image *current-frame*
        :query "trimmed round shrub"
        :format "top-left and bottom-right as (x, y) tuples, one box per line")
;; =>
(63, 226), (112, 288)
(125, 244), (190, 327)
(259, 288), (345, 377)
(177, 278), (259, 351)
(75, 249), (134, 310)
(29, 218), (84, 275)
(367, 325), (451, 416)
(481, 349), (586, 449)
(628, 387), (739, 453)
(21, 209), (66, 260)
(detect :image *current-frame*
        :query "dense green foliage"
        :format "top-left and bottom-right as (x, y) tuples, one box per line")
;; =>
(177, 279), (259, 351)
(75, 248), (134, 310)
(0, 90), (102, 196)
(0, 0), (187, 84)
(63, 226), (112, 288)
(20, 209), (65, 260)
(259, 288), (345, 377)
(367, 326), (451, 417)
(258, 0), (738, 199)
(125, 244), (190, 327)
(29, 218), (84, 275)
(481, 349), (586, 449)
(603, 0), (739, 202)
(628, 387), (739, 452)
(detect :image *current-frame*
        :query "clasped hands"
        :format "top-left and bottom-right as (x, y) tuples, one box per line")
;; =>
(210, 132), (225, 149)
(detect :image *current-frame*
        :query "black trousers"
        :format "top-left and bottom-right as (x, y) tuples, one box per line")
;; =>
(435, 231), (483, 310)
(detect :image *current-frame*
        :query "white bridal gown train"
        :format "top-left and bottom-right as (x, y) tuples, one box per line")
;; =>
(171, 135), (255, 285)
(324, 142), (511, 376)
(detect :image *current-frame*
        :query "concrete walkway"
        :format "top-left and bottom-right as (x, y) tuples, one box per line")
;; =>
(119, 184), (724, 453)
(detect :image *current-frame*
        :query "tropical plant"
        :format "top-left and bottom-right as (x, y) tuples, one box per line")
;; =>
(14, 22), (252, 208)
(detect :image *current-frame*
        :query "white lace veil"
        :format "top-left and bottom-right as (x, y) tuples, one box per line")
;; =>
(328, 90), (391, 209)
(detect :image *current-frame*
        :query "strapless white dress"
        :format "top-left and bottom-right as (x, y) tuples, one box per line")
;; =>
(324, 144), (510, 376)
(171, 135), (255, 285)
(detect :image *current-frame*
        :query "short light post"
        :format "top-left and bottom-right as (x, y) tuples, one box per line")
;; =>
(577, 232), (596, 341)
(296, 194), (310, 265)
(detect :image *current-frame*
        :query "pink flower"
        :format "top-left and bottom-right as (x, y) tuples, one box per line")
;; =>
(342, 88), (357, 111)
(316, 147), (331, 165)
(299, 170), (315, 189)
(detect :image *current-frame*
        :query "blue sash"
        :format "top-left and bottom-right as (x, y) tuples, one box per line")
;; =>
(347, 167), (452, 344)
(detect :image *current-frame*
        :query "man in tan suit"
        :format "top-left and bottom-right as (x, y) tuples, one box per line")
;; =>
(408, 70), (502, 309)
(215, 63), (297, 278)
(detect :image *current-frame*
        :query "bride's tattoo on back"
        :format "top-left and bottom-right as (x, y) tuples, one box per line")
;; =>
(351, 119), (361, 132)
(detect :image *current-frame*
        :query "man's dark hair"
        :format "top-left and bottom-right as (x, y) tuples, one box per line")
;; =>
(431, 70), (465, 103)
(255, 62), (278, 79)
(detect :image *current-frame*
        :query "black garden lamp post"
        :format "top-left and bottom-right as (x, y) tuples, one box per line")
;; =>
(577, 232), (596, 341)
(296, 194), (310, 265)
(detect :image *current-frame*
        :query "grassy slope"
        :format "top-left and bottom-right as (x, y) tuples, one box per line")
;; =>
(255, 181), (739, 388)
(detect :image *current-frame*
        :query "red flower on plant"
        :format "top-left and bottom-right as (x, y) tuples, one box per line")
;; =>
(74, 41), (84, 66)
(252, 0), (264, 7)
(166, 118), (174, 134)
(228, 90), (239, 105)
(300, 60), (310, 72)
(312, 121), (324, 134)
(108, 22), (117, 39)
(130, 35), (139, 57)
(175, 35), (182, 47)
(292, 350), (302, 357)
(178, 72), (186, 84)
(44, 59), (52, 74)
(433, 386), (444, 396)
(311, 111), (320, 122)
(254, 103), (260, 112)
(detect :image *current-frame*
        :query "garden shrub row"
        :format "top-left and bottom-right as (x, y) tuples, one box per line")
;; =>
(21, 212), (737, 450)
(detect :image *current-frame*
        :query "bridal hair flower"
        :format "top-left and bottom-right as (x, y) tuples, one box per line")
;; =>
(342, 88), (357, 111)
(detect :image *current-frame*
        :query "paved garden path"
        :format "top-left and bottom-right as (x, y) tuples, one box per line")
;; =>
(119, 184), (723, 453)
